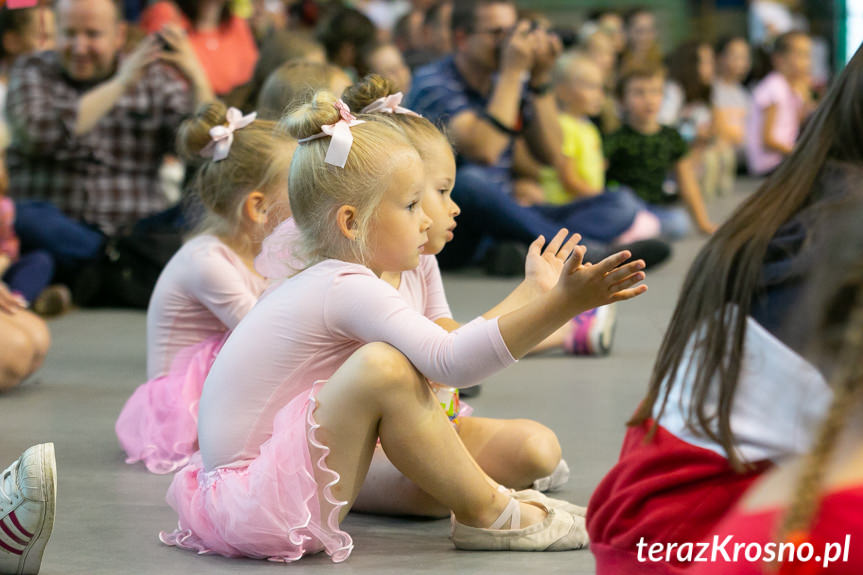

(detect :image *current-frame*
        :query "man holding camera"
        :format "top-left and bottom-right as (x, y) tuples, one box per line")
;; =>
(408, 0), (656, 271)
(5, 0), (211, 282)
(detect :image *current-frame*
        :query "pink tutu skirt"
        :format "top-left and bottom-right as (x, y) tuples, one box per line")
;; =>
(115, 333), (227, 474)
(160, 384), (353, 563)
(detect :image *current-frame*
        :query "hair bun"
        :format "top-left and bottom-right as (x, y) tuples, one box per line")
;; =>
(280, 90), (342, 141)
(341, 74), (395, 114)
(176, 100), (229, 162)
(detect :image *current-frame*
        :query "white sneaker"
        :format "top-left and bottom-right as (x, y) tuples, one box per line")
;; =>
(0, 444), (56, 575)
(531, 458), (570, 492)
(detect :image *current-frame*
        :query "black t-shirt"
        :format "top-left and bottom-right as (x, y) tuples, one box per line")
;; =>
(604, 124), (689, 205)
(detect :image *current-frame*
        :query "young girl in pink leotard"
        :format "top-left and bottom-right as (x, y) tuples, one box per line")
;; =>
(115, 102), (295, 474)
(159, 91), (647, 561)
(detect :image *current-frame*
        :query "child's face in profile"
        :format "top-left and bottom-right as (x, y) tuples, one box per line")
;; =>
(697, 45), (715, 85)
(365, 151), (431, 274)
(419, 138), (458, 256)
(623, 74), (664, 128)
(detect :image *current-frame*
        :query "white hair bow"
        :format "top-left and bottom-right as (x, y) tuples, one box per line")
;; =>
(200, 107), (257, 162)
(359, 92), (421, 117)
(297, 100), (365, 168)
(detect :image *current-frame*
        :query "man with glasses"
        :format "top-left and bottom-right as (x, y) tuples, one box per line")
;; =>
(408, 0), (664, 273)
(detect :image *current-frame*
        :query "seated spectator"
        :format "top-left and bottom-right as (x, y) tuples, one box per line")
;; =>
(666, 41), (736, 199)
(605, 64), (716, 239)
(141, 0), (258, 97)
(745, 30), (813, 175)
(5, 0), (209, 299)
(359, 41), (412, 94)
(588, 9), (626, 57)
(257, 60), (351, 120)
(317, 6), (376, 81)
(408, 0), (669, 271)
(579, 24), (620, 135)
(539, 52), (612, 201)
(619, 7), (662, 72)
(0, 3), (55, 116)
(713, 36), (752, 159)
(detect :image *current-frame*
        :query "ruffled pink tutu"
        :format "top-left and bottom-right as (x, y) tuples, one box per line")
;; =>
(160, 384), (353, 563)
(115, 333), (227, 474)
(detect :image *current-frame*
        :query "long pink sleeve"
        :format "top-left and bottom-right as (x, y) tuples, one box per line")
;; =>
(197, 259), (514, 469)
(398, 254), (452, 321)
(324, 266), (513, 388)
(146, 235), (267, 379)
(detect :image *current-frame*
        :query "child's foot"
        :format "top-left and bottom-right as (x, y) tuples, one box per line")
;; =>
(564, 305), (617, 356)
(0, 443), (56, 575)
(32, 285), (72, 318)
(531, 458), (570, 492)
(451, 497), (588, 551)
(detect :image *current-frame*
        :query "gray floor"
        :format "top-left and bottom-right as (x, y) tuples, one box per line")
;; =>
(0, 182), (755, 574)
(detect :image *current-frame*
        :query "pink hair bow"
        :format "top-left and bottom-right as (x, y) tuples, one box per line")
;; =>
(297, 100), (365, 168)
(200, 107), (257, 162)
(359, 92), (421, 117)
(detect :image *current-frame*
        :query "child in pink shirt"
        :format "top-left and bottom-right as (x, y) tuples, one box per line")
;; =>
(745, 31), (813, 175)
(160, 93), (648, 561)
(115, 102), (295, 474)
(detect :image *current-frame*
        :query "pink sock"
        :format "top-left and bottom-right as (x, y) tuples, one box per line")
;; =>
(614, 210), (662, 244)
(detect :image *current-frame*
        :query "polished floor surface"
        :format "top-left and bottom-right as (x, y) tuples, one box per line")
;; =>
(0, 183), (753, 574)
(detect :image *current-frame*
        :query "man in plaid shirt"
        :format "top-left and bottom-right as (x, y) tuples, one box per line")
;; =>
(5, 0), (211, 278)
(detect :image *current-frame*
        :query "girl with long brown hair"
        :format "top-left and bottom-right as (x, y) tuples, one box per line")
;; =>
(586, 42), (863, 574)
(690, 197), (863, 575)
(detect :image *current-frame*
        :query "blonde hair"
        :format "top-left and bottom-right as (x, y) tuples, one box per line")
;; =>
(279, 90), (418, 266)
(342, 74), (450, 160)
(551, 50), (596, 86)
(177, 100), (295, 241)
(258, 61), (348, 120)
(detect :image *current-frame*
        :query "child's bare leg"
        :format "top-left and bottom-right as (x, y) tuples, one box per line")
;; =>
(6, 309), (50, 373)
(352, 417), (561, 516)
(457, 417), (561, 488)
(351, 446), (450, 517)
(0, 315), (37, 390)
(312, 342), (546, 528)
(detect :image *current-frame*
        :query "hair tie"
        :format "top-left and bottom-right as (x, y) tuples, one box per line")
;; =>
(199, 107), (257, 162)
(297, 100), (365, 168)
(359, 92), (422, 117)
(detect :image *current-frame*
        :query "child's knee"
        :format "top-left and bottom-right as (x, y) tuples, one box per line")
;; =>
(350, 342), (421, 392)
(0, 327), (37, 390)
(518, 422), (562, 478)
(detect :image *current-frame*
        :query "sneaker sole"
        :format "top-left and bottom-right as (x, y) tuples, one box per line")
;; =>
(19, 443), (56, 575)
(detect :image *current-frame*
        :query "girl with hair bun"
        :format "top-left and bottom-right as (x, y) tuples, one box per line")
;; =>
(338, 74), (634, 517)
(160, 89), (647, 561)
(115, 100), (295, 474)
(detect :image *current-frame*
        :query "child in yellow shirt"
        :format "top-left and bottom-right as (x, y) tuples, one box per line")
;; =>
(540, 52), (607, 204)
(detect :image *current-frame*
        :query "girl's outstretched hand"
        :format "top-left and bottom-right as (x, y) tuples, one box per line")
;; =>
(524, 229), (582, 293)
(555, 247), (647, 313)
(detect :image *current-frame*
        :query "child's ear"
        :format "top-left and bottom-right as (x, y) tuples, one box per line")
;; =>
(243, 191), (269, 225)
(336, 205), (359, 241)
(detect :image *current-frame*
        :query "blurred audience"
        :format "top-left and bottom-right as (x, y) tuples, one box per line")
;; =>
(605, 64), (716, 239)
(5, 0), (207, 299)
(140, 0), (257, 97)
(317, 6), (376, 81)
(713, 36), (752, 160)
(359, 41), (412, 94)
(745, 30), (813, 175)
(257, 60), (351, 120)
